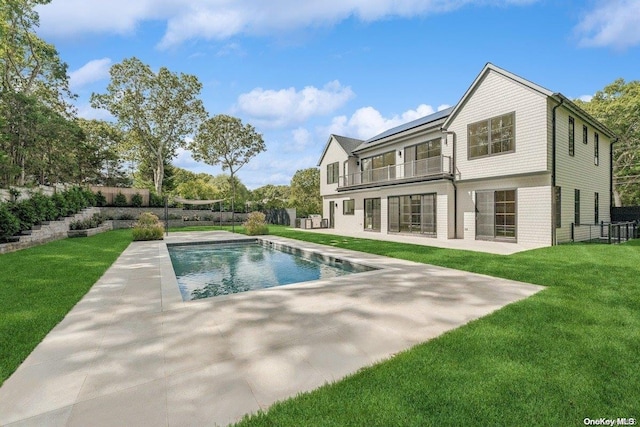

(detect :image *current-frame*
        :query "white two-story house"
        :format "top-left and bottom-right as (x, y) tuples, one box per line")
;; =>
(318, 63), (616, 249)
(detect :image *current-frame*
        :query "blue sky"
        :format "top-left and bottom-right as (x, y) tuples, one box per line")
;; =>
(35, 0), (640, 189)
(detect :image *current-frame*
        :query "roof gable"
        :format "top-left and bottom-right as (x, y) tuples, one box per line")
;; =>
(317, 134), (363, 166)
(443, 63), (553, 128)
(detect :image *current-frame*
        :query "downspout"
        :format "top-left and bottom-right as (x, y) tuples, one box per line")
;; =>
(551, 97), (564, 246)
(441, 129), (457, 238)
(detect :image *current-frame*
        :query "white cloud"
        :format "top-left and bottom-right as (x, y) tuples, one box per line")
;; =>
(69, 58), (112, 90)
(325, 104), (436, 140)
(36, 1), (540, 49)
(575, 0), (640, 49)
(437, 104), (452, 111)
(236, 81), (355, 128)
(578, 94), (594, 102)
(289, 128), (314, 152)
(76, 103), (113, 121)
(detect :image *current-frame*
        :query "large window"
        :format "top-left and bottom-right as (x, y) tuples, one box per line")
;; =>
(364, 198), (381, 231)
(569, 117), (575, 156)
(476, 189), (516, 241)
(574, 189), (580, 226)
(343, 199), (355, 215)
(405, 138), (441, 177)
(327, 162), (339, 184)
(468, 112), (515, 159)
(594, 132), (599, 166)
(388, 194), (436, 236)
(594, 192), (599, 224)
(361, 151), (395, 183)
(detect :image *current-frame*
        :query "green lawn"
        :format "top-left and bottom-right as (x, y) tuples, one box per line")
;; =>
(0, 229), (132, 386)
(1, 225), (639, 425)
(227, 226), (640, 426)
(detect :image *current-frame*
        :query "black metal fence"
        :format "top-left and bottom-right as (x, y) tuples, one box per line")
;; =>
(612, 206), (640, 223)
(571, 221), (638, 244)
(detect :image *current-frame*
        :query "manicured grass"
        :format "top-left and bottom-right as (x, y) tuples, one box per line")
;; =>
(230, 226), (640, 426)
(0, 230), (132, 386)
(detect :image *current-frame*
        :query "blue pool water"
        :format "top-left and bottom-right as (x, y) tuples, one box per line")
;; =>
(168, 241), (375, 301)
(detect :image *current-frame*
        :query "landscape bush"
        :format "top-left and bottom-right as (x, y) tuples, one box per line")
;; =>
(131, 193), (143, 207)
(0, 203), (20, 241)
(9, 200), (38, 231)
(243, 211), (269, 235)
(113, 192), (128, 207)
(29, 192), (57, 223)
(69, 213), (105, 231)
(132, 212), (164, 241)
(94, 191), (107, 207)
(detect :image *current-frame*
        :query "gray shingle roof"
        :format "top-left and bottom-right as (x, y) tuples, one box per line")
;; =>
(333, 135), (363, 154)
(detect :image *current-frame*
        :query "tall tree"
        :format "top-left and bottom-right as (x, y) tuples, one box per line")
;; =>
(91, 57), (206, 195)
(189, 115), (265, 228)
(76, 119), (129, 186)
(0, 0), (73, 113)
(289, 168), (321, 217)
(575, 79), (640, 206)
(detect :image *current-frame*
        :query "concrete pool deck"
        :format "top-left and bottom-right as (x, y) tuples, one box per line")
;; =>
(0, 231), (544, 426)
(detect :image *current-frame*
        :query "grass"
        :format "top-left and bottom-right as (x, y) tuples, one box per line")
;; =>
(220, 226), (640, 426)
(0, 229), (132, 386)
(2, 224), (639, 424)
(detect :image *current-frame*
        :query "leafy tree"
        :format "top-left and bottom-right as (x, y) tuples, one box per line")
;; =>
(76, 119), (130, 187)
(250, 184), (290, 210)
(289, 168), (321, 217)
(189, 115), (265, 227)
(575, 79), (640, 206)
(0, 0), (73, 113)
(91, 57), (206, 195)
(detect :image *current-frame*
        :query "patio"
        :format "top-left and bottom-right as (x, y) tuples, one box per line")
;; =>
(0, 231), (543, 426)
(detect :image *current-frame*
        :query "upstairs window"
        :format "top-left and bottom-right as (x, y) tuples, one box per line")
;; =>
(569, 117), (575, 157)
(468, 112), (515, 159)
(327, 162), (339, 184)
(594, 132), (600, 166)
(583, 125), (588, 145)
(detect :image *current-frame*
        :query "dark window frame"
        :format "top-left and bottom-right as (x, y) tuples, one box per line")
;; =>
(583, 125), (588, 145)
(467, 112), (516, 159)
(594, 192), (599, 224)
(574, 189), (580, 226)
(364, 198), (381, 232)
(555, 186), (562, 228)
(327, 162), (339, 184)
(569, 116), (575, 157)
(594, 132), (600, 166)
(343, 199), (355, 215)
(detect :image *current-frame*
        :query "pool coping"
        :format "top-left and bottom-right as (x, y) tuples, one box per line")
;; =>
(0, 231), (545, 426)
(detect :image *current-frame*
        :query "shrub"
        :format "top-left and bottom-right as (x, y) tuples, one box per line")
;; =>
(94, 191), (107, 207)
(117, 213), (136, 220)
(9, 200), (38, 231)
(69, 213), (105, 230)
(29, 192), (57, 223)
(149, 192), (164, 207)
(132, 212), (164, 241)
(243, 211), (269, 236)
(131, 193), (143, 207)
(0, 203), (20, 241)
(113, 192), (128, 207)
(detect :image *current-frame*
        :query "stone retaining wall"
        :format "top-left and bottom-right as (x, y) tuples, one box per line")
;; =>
(0, 207), (101, 254)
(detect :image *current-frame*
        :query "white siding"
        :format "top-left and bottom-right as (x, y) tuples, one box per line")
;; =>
(554, 107), (612, 243)
(456, 174), (552, 247)
(319, 137), (349, 197)
(448, 70), (549, 181)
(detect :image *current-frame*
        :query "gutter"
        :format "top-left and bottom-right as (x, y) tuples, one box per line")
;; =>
(551, 97), (564, 245)
(610, 137), (618, 211)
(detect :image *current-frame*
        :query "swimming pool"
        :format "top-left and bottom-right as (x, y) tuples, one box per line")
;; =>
(168, 240), (376, 301)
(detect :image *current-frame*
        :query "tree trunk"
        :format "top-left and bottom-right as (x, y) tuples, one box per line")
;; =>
(154, 153), (164, 195)
(614, 189), (622, 207)
(230, 171), (236, 232)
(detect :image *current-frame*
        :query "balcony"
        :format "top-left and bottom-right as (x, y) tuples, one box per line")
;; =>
(338, 156), (453, 190)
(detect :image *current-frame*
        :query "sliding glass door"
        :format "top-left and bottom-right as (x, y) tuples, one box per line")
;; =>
(364, 198), (381, 231)
(388, 193), (436, 236)
(476, 190), (516, 241)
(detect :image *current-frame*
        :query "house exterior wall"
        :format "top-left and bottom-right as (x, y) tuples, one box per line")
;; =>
(554, 107), (612, 243)
(324, 181), (454, 240)
(456, 174), (552, 248)
(448, 70), (549, 181)
(319, 137), (348, 197)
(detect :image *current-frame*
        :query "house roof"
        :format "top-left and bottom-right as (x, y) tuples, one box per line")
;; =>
(316, 134), (364, 166)
(353, 106), (454, 153)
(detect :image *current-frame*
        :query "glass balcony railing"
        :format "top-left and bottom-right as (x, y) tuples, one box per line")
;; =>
(339, 155), (452, 188)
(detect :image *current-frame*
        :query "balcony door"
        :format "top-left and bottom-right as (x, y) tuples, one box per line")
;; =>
(404, 138), (441, 178)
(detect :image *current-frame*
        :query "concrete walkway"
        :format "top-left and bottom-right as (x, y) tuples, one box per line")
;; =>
(0, 232), (543, 426)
